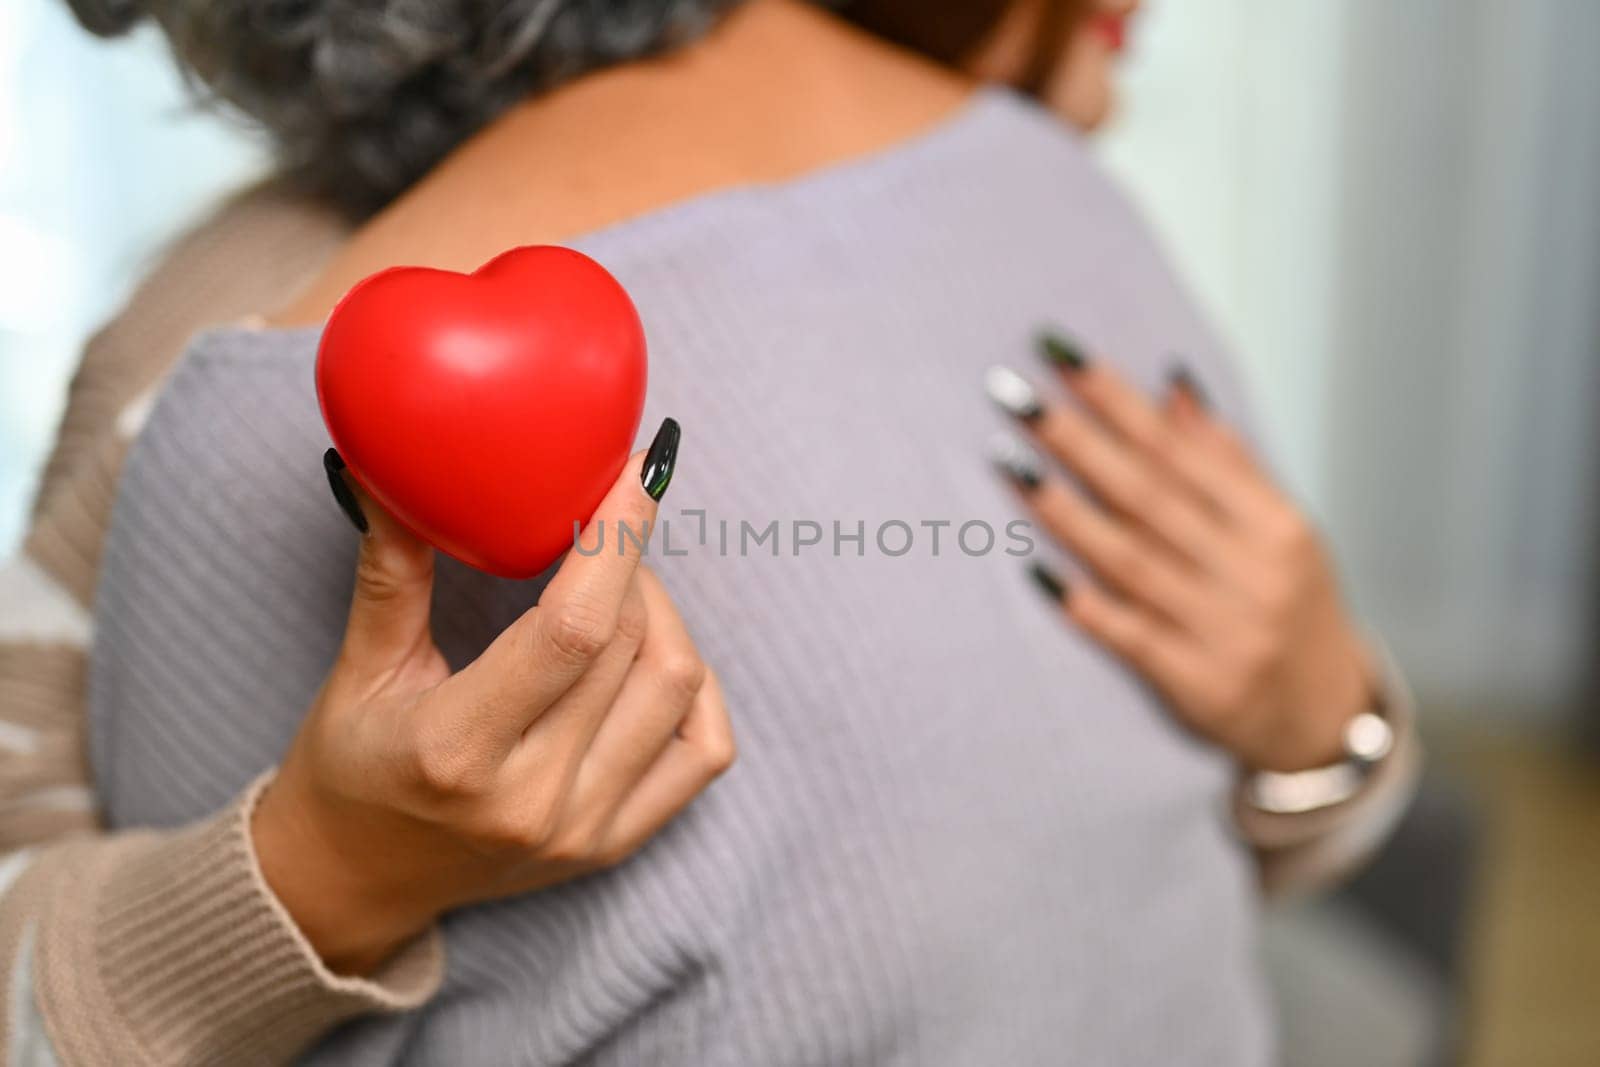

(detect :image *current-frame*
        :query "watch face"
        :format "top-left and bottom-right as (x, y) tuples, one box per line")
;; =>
(1344, 712), (1395, 764)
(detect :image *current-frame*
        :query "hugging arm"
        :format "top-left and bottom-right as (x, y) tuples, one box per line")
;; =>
(0, 466), (443, 1063)
(0, 431), (729, 1065)
(0, 187), (457, 1064)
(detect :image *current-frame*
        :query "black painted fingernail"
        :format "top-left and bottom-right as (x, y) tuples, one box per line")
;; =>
(641, 417), (680, 501)
(989, 433), (1043, 491)
(985, 366), (1044, 422)
(1168, 363), (1210, 409)
(1038, 330), (1089, 372)
(1027, 561), (1070, 604)
(323, 448), (369, 535)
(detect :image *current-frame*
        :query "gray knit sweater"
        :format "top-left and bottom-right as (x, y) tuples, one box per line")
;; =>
(90, 91), (1278, 1064)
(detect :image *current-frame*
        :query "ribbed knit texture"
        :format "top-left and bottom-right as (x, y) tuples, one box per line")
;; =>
(30, 776), (441, 1065)
(90, 91), (1278, 1064)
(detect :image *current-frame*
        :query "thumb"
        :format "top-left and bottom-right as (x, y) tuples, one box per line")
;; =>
(324, 449), (436, 674)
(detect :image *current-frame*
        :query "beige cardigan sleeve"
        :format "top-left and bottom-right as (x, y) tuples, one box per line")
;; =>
(0, 183), (444, 1064)
(0, 779), (442, 1064)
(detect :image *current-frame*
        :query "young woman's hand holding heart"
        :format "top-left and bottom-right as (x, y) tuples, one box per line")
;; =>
(988, 341), (1378, 775)
(252, 419), (734, 976)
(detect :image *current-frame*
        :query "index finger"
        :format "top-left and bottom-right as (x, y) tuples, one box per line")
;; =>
(452, 417), (681, 726)
(1036, 341), (1263, 520)
(541, 416), (680, 632)
(1039, 335), (1169, 457)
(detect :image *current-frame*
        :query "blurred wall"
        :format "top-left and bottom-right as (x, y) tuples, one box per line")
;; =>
(1101, 0), (1600, 725)
(0, 0), (265, 551)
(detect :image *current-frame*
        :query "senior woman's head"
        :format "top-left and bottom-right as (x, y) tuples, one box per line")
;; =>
(64, 0), (1126, 216)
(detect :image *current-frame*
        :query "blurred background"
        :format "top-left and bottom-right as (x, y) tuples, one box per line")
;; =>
(2, 0), (1598, 1063)
(1100, 7), (1600, 1061)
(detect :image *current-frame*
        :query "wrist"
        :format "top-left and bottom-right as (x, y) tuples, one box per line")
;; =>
(252, 770), (438, 976)
(1241, 635), (1400, 813)
(1259, 634), (1378, 772)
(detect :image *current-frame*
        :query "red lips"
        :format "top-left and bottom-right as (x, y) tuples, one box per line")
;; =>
(316, 245), (648, 579)
(1091, 15), (1127, 52)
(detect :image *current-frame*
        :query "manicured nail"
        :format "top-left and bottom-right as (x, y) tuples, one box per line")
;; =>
(1027, 561), (1070, 604)
(989, 432), (1043, 491)
(1168, 363), (1210, 409)
(323, 448), (369, 535)
(985, 366), (1044, 422)
(641, 417), (681, 501)
(1038, 331), (1089, 372)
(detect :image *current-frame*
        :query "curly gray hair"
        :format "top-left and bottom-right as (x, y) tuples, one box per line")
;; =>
(67, 0), (743, 216)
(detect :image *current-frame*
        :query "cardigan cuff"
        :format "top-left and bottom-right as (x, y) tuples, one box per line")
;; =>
(34, 772), (443, 1064)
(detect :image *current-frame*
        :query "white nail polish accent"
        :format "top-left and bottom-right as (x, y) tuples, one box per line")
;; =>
(984, 366), (1042, 420)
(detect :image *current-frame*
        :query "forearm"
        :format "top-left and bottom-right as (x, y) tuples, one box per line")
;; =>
(0, 456), (445, 1064)
(0, 774), (443, 1066)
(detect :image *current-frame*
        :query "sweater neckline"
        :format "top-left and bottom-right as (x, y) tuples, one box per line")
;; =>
(217, 86), (1050, 344)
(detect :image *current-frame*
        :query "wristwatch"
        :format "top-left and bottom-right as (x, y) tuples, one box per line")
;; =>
(1244, 709), (1396, 815)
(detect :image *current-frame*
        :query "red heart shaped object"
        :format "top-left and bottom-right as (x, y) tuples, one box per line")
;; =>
(316, 245), (647, 579)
